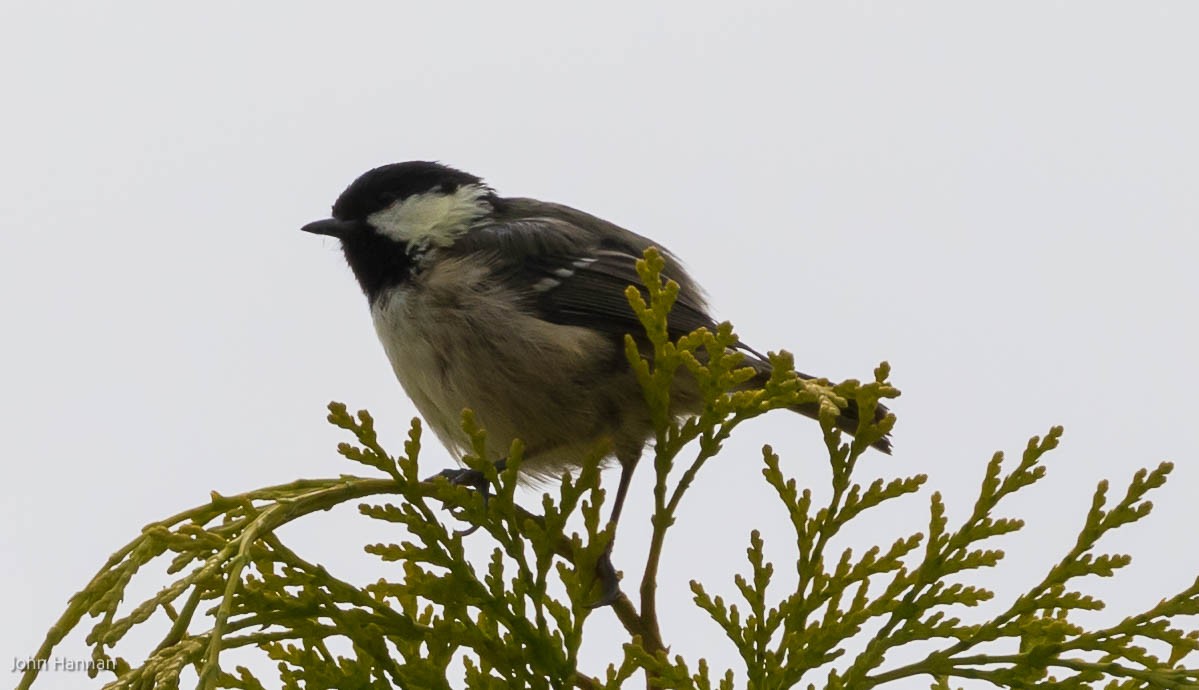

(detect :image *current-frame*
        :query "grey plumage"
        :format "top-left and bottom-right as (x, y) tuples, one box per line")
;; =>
(303, 161), (890, 604)
(410, 197), (889, 476)
(367, 199), (703, 481)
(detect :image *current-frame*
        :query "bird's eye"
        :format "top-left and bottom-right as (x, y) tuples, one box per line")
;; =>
(377, 194), (396, 207)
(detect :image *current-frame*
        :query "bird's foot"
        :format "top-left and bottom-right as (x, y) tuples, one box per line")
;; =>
(428, 467), (492, 493)
(587, 547), (622, 608)
(423, 464), (503, 536)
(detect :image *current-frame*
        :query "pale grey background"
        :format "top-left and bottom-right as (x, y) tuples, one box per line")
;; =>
(3, 2), (1197, 688)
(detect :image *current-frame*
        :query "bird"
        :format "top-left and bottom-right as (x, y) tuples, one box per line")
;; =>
(302, 161), (891, 605)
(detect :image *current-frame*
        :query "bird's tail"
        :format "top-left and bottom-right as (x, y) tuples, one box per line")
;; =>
(746, 358), (893, 454)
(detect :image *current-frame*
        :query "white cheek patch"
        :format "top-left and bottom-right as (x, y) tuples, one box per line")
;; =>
(367, 184), (490, 247)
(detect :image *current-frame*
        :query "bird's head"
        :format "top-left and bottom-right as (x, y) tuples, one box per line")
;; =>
(302, 161), (495, 299)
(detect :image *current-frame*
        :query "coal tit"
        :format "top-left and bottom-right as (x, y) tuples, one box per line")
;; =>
(302, 161), (891, 604)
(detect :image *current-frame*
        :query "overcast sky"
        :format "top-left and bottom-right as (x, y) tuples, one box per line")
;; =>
(3, 2), (1197, 688)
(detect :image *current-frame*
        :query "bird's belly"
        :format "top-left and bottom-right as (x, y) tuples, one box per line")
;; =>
(371, 291), (477, 457)
(369, 287), (635, 475)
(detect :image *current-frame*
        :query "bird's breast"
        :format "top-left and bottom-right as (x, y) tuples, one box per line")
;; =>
(370, 285), (473, 455)
(368, 270), (639, 474)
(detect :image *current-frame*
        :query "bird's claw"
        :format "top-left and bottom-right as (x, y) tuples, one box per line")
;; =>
(587, 548), (622, 609)
(429, 467), (492, 493)
(426, 464), (623, 605)
(423, 467), (494, 536)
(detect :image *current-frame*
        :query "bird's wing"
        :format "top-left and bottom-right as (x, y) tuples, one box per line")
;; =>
(450, 215), (892, 454)
(449, 217), (720, 343)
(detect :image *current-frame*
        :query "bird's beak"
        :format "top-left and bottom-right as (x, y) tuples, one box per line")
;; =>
(300, 218), (357, 239)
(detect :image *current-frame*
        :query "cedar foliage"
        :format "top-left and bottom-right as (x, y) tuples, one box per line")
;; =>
(19, 249), (1198, 689)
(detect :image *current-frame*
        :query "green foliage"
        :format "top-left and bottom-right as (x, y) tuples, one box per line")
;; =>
(20, 248), (1199, 689)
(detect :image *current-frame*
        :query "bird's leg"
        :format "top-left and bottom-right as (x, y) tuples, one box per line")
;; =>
(590, 456), (637, 607)
(426, 458), (508, 492)
(425, 454), (633, 606)
(424, 459), (507, 536)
